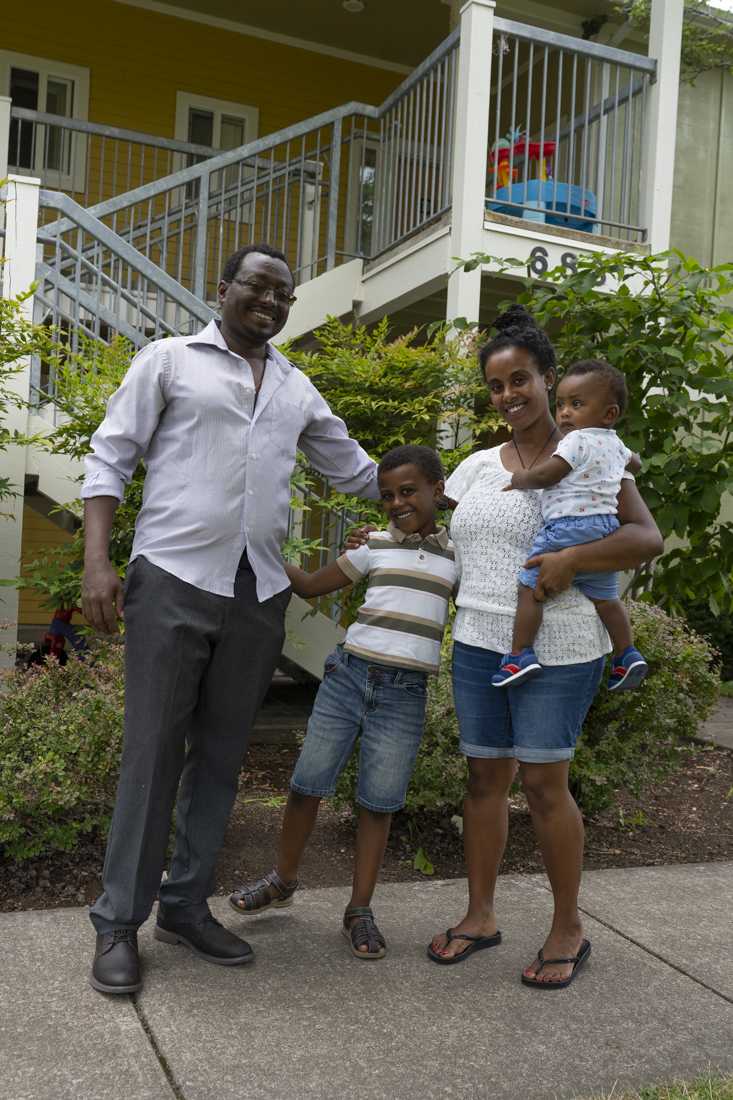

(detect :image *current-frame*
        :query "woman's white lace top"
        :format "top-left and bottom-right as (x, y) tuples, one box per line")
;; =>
(446, 446), (611, 666)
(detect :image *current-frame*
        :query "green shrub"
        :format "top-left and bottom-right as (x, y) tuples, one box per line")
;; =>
(572, 600), (720, 813)
(334, 602), (719, 817)
(0, 644), (124, 860)
(678, 600), (733, 681)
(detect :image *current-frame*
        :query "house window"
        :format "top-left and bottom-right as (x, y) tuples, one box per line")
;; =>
(175, 92), (259, 207)
(345, 139), (379, 258)
(0, 51), (89, 185)
(175, 92), (258, 157)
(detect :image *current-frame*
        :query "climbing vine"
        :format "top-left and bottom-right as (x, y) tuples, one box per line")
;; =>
(617, 0), (733, 82)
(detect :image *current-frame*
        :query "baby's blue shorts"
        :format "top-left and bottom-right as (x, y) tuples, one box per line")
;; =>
(519, 514), (620, 601)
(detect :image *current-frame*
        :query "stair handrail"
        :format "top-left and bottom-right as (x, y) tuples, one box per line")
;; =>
(10, 106), (221, 158)
(40, 101), (380, 239)
(37, 189), (215, 325)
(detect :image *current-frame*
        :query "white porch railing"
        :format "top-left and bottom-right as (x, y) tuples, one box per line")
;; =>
(486, 18), (657, 242)
(2, 12), (664, 316)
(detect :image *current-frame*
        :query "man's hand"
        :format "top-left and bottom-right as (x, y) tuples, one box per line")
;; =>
(82, 560), (124, 633)
(524, 547), (577, 602)
(343, 524), (377, 552)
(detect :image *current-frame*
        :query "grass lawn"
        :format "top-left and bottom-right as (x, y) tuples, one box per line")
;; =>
(586, 1074), (733, 1099)
(719, 681), (733, 698)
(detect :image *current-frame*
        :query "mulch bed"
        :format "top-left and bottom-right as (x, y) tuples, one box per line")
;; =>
(2, 739), (731, 913)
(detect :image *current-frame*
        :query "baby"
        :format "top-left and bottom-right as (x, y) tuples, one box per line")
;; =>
(493, 358), (648, 692)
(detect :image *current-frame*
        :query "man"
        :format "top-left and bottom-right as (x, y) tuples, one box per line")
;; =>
(82, 244), (378, 994)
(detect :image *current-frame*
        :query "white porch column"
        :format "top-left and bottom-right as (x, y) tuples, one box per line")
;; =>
(641, 0), (684, 253)
(445, 0), (495, 327)
(0, 97), (11, 237)
(0, 175), (40, 670)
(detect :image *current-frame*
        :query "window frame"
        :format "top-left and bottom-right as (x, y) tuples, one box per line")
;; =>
(174, 92), (259, 153)
(0, 51), (89, 190)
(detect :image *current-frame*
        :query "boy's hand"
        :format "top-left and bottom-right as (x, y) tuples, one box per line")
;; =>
(343, 524), (376, 551)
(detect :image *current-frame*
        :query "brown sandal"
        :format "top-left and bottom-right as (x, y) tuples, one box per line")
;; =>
(228, 869), (298, 915)
(342, 906), (386, 960)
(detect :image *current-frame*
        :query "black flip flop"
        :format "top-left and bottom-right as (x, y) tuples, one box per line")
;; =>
(427, 927), (502, 965)
(521, 938), (591, 989)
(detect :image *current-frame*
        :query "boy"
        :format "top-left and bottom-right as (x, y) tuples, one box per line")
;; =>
(228, 445), (458, 959)
(492, 359), (648, 692)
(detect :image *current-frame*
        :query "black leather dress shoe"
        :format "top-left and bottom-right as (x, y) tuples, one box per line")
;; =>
(91, 929), (142, 994)
(154, 911), (254, 965)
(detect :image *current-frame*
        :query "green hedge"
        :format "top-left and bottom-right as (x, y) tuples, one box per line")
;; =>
(0, 644), (124, 860)
(0, 602), (719, 863)
(334, 601), (720, 816)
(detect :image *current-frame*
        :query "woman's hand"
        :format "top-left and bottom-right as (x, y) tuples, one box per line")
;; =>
(523, 547), (577, 602)
(343, 524), (377, 551)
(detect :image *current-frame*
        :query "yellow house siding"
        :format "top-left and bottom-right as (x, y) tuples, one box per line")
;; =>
(4, 1), (402, 141)
(17, 505), (80, 627)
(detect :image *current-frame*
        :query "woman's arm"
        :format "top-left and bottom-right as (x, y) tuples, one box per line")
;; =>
(284, 560), (352, 599)
(526, 479), (663, 601)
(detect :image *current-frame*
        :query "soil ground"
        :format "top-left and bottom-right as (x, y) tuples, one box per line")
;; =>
(1, 738), (731, 913)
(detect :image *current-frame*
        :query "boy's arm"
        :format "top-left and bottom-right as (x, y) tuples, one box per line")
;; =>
(284, 559), (352, 598)
(504, 455), (572, 492)
(626, 452), (642, 475)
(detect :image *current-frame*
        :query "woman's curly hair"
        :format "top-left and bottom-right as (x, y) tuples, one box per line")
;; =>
(478, 304), (556, 377)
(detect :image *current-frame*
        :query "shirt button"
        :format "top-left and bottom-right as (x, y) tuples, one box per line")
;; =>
(248, 489), (254, 496)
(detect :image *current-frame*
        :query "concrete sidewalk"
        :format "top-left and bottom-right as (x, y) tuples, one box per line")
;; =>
(2, 863), (732, 1100)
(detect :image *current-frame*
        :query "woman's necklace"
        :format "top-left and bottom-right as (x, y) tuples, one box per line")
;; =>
(512, 425), (559, 470)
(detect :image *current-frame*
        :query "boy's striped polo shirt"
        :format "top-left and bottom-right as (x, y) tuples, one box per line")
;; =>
(336, 522), (458, 674)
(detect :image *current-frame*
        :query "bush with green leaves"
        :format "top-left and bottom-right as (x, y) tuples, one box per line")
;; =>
(0, 283), (52, 527)
(0, 643), (124, 860)
(571, 600), (719, 813)
(334, 602), (719, 817)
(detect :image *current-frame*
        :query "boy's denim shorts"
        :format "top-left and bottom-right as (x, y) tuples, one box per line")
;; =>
(519, 513), (620, 601)
(452, 640), (604, 763)
(290, 646), (428, 813)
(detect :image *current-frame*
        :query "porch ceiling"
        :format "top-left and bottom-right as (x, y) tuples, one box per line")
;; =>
(147, 0), (453, 67)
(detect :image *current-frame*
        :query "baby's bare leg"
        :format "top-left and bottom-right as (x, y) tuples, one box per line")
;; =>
(592, 598), (633, 654)
(512, 583), (544, 652)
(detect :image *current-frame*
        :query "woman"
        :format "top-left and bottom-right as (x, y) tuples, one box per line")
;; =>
(427, 305), (662, 987)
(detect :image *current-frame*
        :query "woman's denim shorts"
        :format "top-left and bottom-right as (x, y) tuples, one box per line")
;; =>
(290, 646), (428, 812)
(452, 640), (604, 763)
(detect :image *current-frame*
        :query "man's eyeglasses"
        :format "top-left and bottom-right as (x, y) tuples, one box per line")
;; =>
(230, 277), (297, 306)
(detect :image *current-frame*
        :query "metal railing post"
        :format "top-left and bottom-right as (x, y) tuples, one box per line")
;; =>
(0, 175), (41, 669)
(326, 117), (342, 271)
(641, 0), (683, 250)
(193, 171), (210, 300)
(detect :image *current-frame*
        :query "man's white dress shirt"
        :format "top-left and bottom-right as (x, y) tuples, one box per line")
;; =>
(82, 320), (379, 601)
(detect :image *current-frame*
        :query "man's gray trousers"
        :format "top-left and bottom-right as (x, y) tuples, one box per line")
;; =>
(90, 554), (290, 933)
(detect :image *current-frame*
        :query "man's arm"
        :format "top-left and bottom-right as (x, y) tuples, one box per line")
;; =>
(505, 455), (572, 491)
(82, 497), (123, 633)
(297, 381), (379, 501)
(284, 559), (353, 598)
(526, 479), (663, 601)
(81, 343), (167, 632)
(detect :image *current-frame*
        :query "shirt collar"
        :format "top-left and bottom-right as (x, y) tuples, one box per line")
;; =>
(387, 521), (449, 549)
(185, 320), (293, 372)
